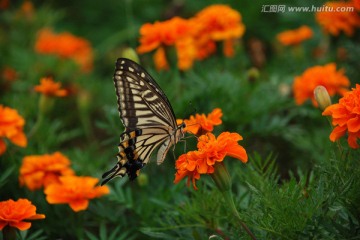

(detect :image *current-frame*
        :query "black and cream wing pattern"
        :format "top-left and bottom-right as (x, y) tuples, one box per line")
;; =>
(102, 58), (185, 184)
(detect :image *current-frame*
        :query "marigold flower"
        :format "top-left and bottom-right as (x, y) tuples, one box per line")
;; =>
(0, 199), (45, 231)
(174, 132), (247, 189)
(178, 108), (223, 135)
(137, 17), (191, 53)
(19, 152), (74, 191)
(44, 176), (110, 212)
(35, 28), (93, 72)
(322, 84), (360, 149)
(191, 4), (245, 59)
(277, 25), (313, 46)
(293, 63), (350, 106)
(34, 77), (67, 97)
(137, 17), (196, 71)
(316, 1), (360, 36)
(0, 105), (27, 155)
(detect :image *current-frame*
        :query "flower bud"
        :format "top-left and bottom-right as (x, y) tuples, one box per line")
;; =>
(121, 48), (140, 63)
(137, 173), (149, 187)
(314, 85), (331, 110)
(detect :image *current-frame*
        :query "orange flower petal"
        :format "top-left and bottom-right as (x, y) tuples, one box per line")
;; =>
(329, 125), (347, 142)
(9, 131), (27, 147)
(69, 200), (89, 212)
(10, 221), (31, 231)
(347, 116), (360, 132)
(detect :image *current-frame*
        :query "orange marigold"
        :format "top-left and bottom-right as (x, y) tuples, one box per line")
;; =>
(44, 176), (110, 212)
(19, 152), (75, 191)
(0, 199), (45, 231)
(0, 105), (27, 155)
(322, 84), (360, 149)
(174, 132), (247, 189)
(35, 28), (93, 72)
(34, 77), (67, 97)
(315, 1), (360, 36)
(293, 63), (350, 106)
(191, 4), (245, 59)
(178, 108), (223, 135)
(277, 25), (313, 46)
(137, 17), (196, 71)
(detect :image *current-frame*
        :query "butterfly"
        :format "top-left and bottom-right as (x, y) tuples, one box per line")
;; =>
(101, 58), (186, 185)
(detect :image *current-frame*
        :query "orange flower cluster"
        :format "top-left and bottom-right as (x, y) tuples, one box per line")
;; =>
(19, 152), (109, 211)
(44, 176), (110, 212)
(137, 17), (195, 71)
(178, 108), (223, 135)
(35, 28), (93, 73)
(0, 199), (45, 231)
(316, 1), (360, 36)
(192, 4), (245, 59)
(322, 84), (360, 149)
(34, 77), (68, 97)
(277, 25), (313, 46)
(174, 132), (247, 190)
(137, 4), (245, 71)
(19, 152), (74, 190)
(293, 63), (350, 106)
(0, 105), (27, 155)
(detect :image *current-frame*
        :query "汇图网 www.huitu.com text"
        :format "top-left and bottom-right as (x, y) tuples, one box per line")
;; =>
(261, 4), (355, 13)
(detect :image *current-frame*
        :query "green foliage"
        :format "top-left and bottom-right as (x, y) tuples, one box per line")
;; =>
(1, 0), (360, 239)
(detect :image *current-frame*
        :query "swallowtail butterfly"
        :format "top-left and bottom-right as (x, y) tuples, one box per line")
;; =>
(101, 58), (185, 185)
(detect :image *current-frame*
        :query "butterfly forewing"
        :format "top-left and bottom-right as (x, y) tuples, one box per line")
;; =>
(113, 59), (177, 130)
(102, 58), (185, 184)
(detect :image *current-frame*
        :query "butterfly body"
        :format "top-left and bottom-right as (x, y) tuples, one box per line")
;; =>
(102, 58), (185, 185)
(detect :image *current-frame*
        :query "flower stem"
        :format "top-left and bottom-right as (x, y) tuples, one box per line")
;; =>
(222, 190), (257, 240)
(3, 226), (17, 240)
(211, 163), (257, 239)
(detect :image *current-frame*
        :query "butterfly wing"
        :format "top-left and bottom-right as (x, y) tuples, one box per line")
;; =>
(102, 58), (184, 184)
(114, 58), (177, 131)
